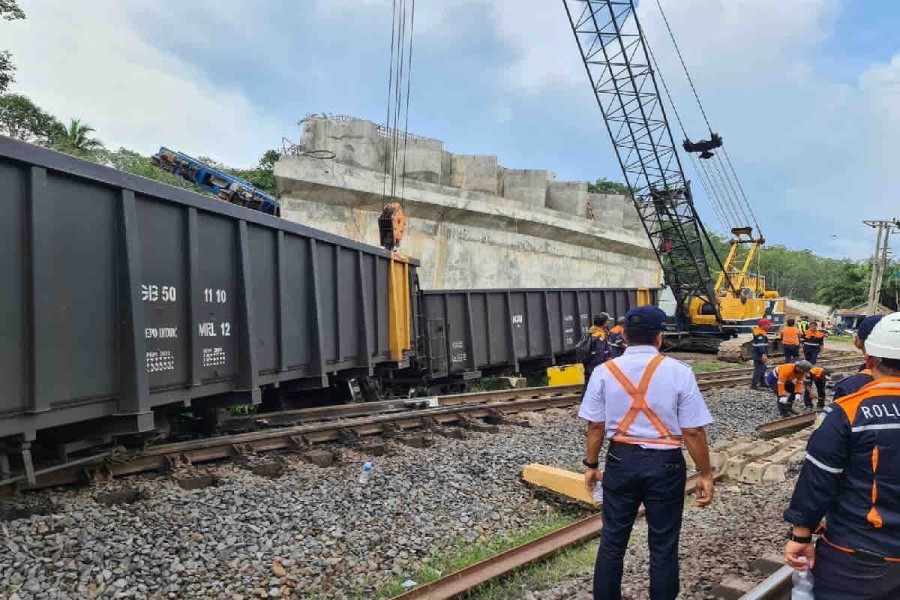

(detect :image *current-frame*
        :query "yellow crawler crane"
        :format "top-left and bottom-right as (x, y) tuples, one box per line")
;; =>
(708, 228), (786, 362)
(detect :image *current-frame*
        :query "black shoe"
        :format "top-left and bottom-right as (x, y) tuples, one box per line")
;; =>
(750, 384), (759, 390)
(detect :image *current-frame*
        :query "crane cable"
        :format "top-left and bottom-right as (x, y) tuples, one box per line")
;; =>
(645, 41), (734, 233)
(653, 0), (762, 237)
(381, 0), (416, 202)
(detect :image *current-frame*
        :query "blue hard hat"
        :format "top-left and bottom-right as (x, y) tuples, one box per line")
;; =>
(857, 315), (883, 342)
(624, 305), (668, 331)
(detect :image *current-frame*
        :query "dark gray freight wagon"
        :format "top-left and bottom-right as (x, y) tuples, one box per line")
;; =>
(420, 288), (656, 380)
(0, 137), (417, 478)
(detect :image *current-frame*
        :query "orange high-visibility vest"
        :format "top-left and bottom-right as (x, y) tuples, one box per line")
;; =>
(604, 355), (682, 448)
(782, 326), (800, 346)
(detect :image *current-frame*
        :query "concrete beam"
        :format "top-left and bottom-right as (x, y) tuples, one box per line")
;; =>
(276, 156), (655, 261)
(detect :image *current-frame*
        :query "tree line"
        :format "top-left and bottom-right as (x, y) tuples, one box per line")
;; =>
(589, 181), (898, 311)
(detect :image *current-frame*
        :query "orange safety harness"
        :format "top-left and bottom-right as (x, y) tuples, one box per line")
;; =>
(605, 354), (682, 447)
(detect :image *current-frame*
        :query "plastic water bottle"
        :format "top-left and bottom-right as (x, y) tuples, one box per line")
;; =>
(791, 557), (815, 600)
(358, 459), (373, 484)
(591, 486), (603, 504)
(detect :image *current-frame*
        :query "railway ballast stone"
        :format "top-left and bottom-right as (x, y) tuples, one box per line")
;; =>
(0, 383), (797, 598)
(303, 449), (336, 468)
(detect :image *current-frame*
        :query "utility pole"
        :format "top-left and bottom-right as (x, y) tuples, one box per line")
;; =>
(864, 219), (900, 315)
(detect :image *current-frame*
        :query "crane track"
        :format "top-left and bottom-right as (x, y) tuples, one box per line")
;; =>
(1, 355), (860, 492)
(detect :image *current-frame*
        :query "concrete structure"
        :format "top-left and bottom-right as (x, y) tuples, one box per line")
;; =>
(278, 116), (660, 290)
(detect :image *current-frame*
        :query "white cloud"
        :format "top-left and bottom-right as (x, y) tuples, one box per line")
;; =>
(4, 0), (283, 166)
(482, 0), (900, 259)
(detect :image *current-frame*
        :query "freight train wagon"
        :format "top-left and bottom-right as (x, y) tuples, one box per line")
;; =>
(0, 137), (417, 480)
(0, 136), (657, 483)
(416, 288), (656, 387)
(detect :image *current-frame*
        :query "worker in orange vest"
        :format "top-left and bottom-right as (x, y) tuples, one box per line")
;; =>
(804, 367), (832, 409)
(607, 317), (627, 358)
(766, 361), (813, 417)
(802, 321), (826, 365)
(781, 318), (802, 364)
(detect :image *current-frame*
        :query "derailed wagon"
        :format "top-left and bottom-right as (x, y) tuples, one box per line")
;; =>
(0, 136), (656, 483)
(0, 136), (415, 480)
(416, 288), (656, 388)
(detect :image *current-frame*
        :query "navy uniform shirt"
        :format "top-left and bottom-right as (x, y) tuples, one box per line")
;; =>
(750, 327), (769, 361)
(784, 378), (900, 558)
(833, 368), (873, 401)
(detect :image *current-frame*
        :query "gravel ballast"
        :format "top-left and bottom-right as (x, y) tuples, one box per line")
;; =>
(0, 384), (794, 599)
(526, 472), (799, 600)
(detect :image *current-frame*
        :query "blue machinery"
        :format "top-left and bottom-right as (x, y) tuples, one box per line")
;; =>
(151, 147), (280, 216)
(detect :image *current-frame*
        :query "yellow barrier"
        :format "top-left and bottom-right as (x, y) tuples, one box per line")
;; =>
(547, 363), (585, 386)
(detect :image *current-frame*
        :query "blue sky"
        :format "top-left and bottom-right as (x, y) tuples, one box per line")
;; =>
(5, 0), (900, 260)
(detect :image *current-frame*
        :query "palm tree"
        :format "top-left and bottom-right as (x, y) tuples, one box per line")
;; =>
(59, 118), (104, 154)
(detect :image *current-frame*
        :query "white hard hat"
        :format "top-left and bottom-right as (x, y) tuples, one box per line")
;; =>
(864, 312), (900, 360)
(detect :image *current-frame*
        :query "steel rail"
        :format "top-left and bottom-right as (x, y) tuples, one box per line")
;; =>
(3, 354), (858, 490)
(391, 474), (706, 600)
(6, 392), (582, 490)
(739, 565), (793, 600)
(756, 412), (817, 436)
(233, 354), (859, 428)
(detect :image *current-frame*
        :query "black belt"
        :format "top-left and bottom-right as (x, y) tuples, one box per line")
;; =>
(609, 441), (680, 453)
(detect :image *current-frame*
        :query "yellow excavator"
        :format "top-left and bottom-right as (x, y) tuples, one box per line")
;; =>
(703, 228), (785, 361)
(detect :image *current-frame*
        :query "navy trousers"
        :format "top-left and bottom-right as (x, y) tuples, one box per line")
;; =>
(804, 379), (827, 408)
(804, 347), (821, 364)
(767, 376), (797, 416)
(751, 360), (766, 388)
(594, 442), (686, 600)
(783, 345), (800, 363)
(812, 541), (900, 599)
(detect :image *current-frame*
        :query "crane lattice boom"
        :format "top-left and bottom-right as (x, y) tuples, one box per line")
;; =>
(562, 0), (721, 325)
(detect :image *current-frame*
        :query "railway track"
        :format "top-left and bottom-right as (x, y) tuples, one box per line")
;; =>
(695, 354), (861, 391)
(391, 474), (711, 600)
(1, 355), (858, 492)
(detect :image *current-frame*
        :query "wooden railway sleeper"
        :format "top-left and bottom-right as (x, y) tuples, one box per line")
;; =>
(338, 428), (361, 444)
(164, 453), (192, 472)
(484, 408), (507, 425)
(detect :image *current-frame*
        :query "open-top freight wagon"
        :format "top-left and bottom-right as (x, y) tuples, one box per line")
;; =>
(0, 136), (654, 484)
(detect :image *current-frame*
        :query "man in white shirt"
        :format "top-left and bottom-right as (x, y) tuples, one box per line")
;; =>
(579, 305), (715, 600)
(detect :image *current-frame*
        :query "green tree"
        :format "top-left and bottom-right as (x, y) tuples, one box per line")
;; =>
(0, 1), (26, 94)
(0, 0), (25, 20)
(96, 147), (199, 192)
(222, 149), (280, 196)
(55, 118), (104, 156)
(815, 261), (869, 308)
(0, 93), (64, 144)
(588, 177), (630, 196)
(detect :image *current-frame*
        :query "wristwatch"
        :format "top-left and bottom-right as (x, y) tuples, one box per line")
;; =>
(583, 459), (600, 469)
(787, 529), (813, 544)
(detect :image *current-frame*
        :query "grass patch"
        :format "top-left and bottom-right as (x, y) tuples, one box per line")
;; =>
(691, 361), (736, 373)
(468, 377), (506, 392)
(464, 540), (597, 600)
(526, 370), (549, 388)
(371, 515), (583, 599)
(827, 334), (854, 344)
